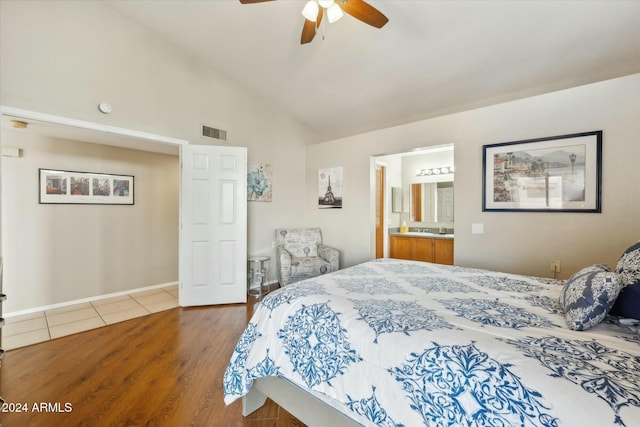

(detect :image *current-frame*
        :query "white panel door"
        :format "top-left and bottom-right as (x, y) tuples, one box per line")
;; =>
(179, 145), (247, 306)
(437, 187), (454, 223)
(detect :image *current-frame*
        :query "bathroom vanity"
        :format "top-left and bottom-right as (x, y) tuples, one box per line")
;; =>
(389, 232), (454, 265)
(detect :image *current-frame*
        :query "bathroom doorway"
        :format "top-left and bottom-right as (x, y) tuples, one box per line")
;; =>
(373, 144), (454, 258)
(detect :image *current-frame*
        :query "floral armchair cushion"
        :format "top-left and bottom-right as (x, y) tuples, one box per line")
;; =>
(276, 228), (320, 258)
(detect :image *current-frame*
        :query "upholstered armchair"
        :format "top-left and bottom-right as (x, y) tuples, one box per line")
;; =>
(275, 228), (340, 286)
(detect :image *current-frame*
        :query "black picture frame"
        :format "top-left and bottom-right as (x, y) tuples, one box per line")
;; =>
(482, 131), (602, 212)
(39, 169), (135, 205)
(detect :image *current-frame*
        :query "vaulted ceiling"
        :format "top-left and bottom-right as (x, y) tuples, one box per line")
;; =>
(104, 1), (640, 142)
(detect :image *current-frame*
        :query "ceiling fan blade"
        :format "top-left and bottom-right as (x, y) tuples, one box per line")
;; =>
(301, 20), (316, 44)
(339, 0), (388, 28)
(301, 7), (323, 44)
(239, 0), (274, 4)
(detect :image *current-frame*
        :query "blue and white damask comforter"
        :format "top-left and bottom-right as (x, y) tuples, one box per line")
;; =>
(224, 259), (640, 427)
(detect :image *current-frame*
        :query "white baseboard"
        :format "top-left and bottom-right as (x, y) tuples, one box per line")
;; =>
(4, 281), (179, 319)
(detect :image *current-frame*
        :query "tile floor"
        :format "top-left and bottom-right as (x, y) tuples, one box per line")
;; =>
(3, 284), (179, 351)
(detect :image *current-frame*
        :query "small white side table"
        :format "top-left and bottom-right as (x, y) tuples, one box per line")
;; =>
(247, 256), (270, 297)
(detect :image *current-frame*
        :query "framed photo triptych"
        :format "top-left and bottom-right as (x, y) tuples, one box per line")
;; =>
(39, 169), (134, 205)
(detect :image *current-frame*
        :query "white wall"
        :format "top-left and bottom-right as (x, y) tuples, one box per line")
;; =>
(0, 0), (314, 311)
(306, 74), (640, 279)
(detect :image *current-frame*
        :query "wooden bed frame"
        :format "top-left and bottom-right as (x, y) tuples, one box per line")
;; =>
(242, 376), (367, 427)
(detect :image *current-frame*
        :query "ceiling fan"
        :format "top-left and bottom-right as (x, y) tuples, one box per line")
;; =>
(239, 0), (389, 44)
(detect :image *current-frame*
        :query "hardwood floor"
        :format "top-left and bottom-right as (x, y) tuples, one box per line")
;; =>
(0, 294), (306, 427)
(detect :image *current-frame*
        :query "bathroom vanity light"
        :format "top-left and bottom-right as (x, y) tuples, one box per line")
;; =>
(416, 166), (455, 177)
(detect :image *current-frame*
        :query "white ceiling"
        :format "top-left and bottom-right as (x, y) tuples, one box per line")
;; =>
(101, 0), (640, 142)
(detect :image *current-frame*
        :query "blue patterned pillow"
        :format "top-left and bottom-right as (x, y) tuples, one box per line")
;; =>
(609, 280), (640, 320)
(559, 264), (623, 331)
(616, 241), (640, 286)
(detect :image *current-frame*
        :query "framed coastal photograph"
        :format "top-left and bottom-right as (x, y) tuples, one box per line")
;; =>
(39, 169), (135, 205)
(482, 131), (602, 212)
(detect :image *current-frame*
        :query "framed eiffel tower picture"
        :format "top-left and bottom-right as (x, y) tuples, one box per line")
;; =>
(318, 167), (343, 209)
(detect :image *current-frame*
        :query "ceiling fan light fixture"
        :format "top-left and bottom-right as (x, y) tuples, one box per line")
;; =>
(326, 3), (343, 23)
(241, 0), (388, 44)
(302, 0), (319, 22)
(318, 0), (334, 8)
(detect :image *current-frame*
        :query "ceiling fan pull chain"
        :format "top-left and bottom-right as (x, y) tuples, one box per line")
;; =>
(321, 12), (327, 40)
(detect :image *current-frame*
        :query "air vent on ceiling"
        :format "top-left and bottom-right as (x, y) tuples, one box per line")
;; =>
(201, 124), (227, 142)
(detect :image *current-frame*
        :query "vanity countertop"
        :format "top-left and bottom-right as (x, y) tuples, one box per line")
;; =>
(389, 231), (454, 240)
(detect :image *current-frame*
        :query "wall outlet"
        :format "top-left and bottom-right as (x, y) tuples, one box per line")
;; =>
(550, 260), (561, 273)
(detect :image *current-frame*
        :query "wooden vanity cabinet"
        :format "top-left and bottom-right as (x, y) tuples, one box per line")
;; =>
(433, 238), (454, 265)
(389, 235), (412, 260)
(412, 237), (435, 262)
(389, 235), (453, 265)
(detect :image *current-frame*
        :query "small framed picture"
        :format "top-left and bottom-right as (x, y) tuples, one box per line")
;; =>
(318, 166), (343, 209)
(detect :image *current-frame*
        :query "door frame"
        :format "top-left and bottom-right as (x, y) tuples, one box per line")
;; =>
(370, 157), (390, 259)
(0, 106), (187, 150)
(375, 164), (385, 259)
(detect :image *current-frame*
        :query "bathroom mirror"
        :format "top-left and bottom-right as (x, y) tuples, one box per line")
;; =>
(391, 187), (402, 213)
(410, 181), (454, 223)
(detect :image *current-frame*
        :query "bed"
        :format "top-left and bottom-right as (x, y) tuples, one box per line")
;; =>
(224, 258), (640, 427)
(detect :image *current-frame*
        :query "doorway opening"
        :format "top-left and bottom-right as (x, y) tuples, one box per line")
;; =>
(372, 144), (454, 259)
(0, 107), (187, 316)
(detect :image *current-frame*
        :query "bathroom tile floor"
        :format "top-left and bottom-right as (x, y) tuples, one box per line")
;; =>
(3, 285), (179, 350)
